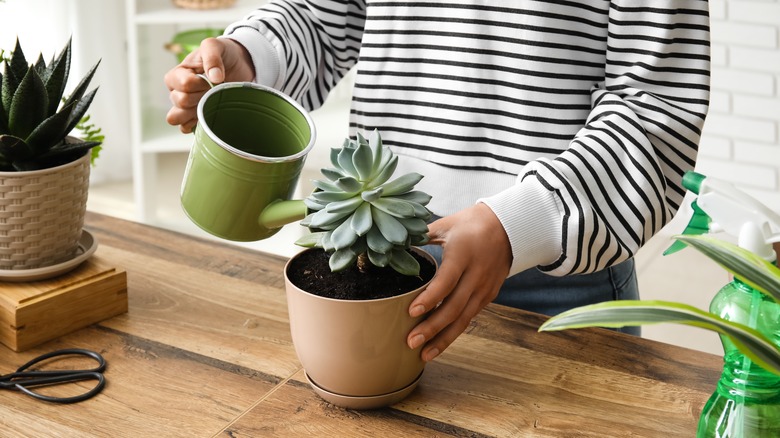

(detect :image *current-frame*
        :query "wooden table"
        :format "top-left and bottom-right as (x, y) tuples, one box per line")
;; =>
(0, 212), (722, 437)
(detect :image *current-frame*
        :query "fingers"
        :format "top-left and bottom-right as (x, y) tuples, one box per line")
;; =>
(407, 247), (503, 362)
(406, 204), (512, 362)
(164, 37), (256, 133)
(163, 40), (224, 132)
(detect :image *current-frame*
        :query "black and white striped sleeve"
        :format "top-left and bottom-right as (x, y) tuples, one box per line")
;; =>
(224, 0), (366, 111)
(487, 1), (711, 276)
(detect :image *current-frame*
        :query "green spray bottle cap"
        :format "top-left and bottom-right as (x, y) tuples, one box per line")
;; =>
(664, 171), (780, 260)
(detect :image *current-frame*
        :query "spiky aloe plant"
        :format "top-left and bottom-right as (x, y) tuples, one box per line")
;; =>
(0, 38), (101, 171)
(295, 130), (432, 275)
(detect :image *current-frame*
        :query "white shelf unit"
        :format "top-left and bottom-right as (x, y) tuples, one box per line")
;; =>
(124, 0), (353, 256)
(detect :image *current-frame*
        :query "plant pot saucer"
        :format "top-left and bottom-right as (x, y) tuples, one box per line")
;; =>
(305, 371), (424, 410)
(0, 229), (98, 282)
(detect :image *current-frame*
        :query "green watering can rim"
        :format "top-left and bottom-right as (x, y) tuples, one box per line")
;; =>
(196, 81), (317, 164)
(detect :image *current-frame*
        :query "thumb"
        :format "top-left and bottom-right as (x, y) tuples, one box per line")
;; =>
(198, 38), (227, 84)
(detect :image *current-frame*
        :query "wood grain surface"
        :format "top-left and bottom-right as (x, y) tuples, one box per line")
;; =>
(0, 212), (722, 437)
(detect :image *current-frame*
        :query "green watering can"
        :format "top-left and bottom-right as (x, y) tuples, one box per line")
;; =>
(180, 81), (315, 241)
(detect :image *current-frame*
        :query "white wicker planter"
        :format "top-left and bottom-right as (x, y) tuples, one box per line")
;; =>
(0, 152), (90, 270)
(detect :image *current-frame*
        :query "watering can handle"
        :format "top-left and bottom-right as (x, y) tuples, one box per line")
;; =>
(197, 73), (215, 89)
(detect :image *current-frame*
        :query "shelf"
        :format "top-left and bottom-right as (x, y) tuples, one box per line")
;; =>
(132, 0), (262, 25)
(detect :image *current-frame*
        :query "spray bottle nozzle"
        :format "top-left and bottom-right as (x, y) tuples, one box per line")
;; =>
(665, 170), (780, 261)
(682, 171), (706, 195)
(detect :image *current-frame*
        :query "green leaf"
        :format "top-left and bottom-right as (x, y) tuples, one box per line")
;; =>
(60, 59), (100, 115)
(0, 134), (32, 162)
(311, 178), (341, 193)
(32, 138), (100, 170)
(369, 154), (398, 187)
(395, 190), (432, 206)
(371, 206), (408, 245)
(371, 197), (416, 218)
(350, 202), (372, 236)
(307, 208), (351, 230)
(1, 66), (16, 124)
(336, 144), (358, 178)
(321, 167), (346, 182)
(677, 234), (780, 304)
(303, 197), (327, 212)
(368, 129), (383, 173)
(0, 70), (6, 134)
(330, 218), (359, 250)
(367, 248), (389, 267)
(366, 226), (393, 253)
(379, 172), (423, 196)
(43, 38), (71, 115)
(295, 231), (326, 248)
(410, 233), (430, 246)
(321, 231), (335, 252)
(398, 217), (429, 235)
(329, 248), (357, 272)
(8, 39), (28, 83)
(539, 300), (780, 376)
(334, 176), (362, 193)
(352, 138), (373, 181)
(389, 248), (420, 276)
(361, 187), (383, 203)
(324, 196), (363, 215)
(329, 144), (344, 168)
(24, 99), (75, 153)
(9, 66), (48, 139)
(311, 190), (355, 203)
(63, 86), (99, 136)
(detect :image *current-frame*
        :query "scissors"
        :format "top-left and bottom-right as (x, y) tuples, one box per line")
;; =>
(0, 348), (107, 403)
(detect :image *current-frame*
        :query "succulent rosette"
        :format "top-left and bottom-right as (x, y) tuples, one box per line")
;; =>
(296, 130), (432, 275)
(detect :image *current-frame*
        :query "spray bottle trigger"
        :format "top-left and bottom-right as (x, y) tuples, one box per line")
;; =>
(664, 199), (711, 256)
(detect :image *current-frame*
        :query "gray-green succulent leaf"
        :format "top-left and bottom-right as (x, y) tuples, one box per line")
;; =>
(298, 130), (432, 275)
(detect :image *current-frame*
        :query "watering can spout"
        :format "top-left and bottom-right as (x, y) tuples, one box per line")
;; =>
(259, 199), (308, 231)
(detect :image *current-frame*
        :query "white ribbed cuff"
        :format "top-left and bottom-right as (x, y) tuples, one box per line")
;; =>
(479, 177), (562, 277)
(222, 29), (281, 88)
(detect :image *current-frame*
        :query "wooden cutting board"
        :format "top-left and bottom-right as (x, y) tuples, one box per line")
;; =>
(0, 255), (127, 351)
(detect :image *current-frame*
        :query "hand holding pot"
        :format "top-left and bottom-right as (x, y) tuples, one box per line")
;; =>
(164, 37), (255, 133)
(407, 203), (512, 362)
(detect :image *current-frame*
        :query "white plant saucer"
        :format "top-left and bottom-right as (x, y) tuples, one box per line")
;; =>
(0, 230), (98, 283)
(305, 371), (423, 410)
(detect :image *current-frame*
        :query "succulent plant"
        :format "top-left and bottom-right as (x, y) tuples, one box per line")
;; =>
(295, 130), (432, 275)
(0, 38), (101, 171)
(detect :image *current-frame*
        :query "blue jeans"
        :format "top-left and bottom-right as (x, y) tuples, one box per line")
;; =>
(421, 243), (641, 336)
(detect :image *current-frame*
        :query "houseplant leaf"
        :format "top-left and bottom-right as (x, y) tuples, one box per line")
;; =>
(42, 38), (71, 115)
(539, 300), (780, 376)
(8, 66), (48, 139)
(677, 234), (780, 303)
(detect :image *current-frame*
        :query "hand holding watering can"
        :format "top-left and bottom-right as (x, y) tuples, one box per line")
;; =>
(180, 79), (316, 241)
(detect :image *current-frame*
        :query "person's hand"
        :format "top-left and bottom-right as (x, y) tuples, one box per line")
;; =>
(407, 203), (512, 362)
(164, 37), (255, 133)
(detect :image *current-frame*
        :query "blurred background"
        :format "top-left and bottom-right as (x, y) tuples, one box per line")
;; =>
(1, 0), (778, 356)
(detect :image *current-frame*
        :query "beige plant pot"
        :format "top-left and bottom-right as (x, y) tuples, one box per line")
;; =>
(284, 247), (436, 410)
(0, 152), (90, 270)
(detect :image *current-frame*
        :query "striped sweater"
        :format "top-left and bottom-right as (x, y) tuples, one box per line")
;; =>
(225, 0), (711, 277)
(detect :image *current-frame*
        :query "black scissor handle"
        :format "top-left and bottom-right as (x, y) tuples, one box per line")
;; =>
(16, 348), (106, 374)
(2, 348), (107, 403)
(14, 371), (106, 404)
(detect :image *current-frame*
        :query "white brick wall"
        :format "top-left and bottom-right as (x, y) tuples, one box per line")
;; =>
(696, 0), (780, 212)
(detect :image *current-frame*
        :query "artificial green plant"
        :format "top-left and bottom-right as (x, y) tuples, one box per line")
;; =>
(539, 234), (780, 375)
(295, 130), (432, 275)
(0, 38), (101, 171)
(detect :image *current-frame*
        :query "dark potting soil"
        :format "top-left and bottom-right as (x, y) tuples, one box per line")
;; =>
(287, 249), (436, 300)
